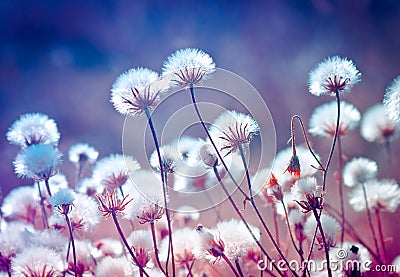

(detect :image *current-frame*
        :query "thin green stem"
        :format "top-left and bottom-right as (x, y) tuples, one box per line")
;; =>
(144, 107), (175, 277)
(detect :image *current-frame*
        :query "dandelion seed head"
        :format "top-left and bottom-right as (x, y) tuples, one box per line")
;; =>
(26, 229), (68, 253)
(2, 186), (40, 223)
(0, 222), (28, 258)
(159, 228), (196, 264)
(308, 56), (361, 96)
(193, 224), (225, 262)
(77, 177), (103, 196)
(93, 238), (123, 258)
(66, 239), (96, 274)
(13, 143), (62, 181)
(162, 48), (215, 88)
(288, 209), (305, 225)
(150, 143), (182, 173)
(127, 230), (153, 267)
(304, 214), (340, 250)
(349, 179), (400, 212)
(384, 76), (400, 123)
(6, 113), (60, 148)
(49, 188), (75, 207)
(291, 177), (320, 201)
(360, 103), (399, 143)
(343, 157), (378, 187)
(68, 143), (99, 164)
(111, 68), (162, 116)
(95, 256), (132, 277)
(37, 173), (69, 198)
(93, 154), (140, 190)
(309, 101), (361, 137)
(11, 246), (64, 277)
(209, 110), (259, 157)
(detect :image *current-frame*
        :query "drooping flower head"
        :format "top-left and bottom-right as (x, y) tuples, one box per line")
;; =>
(343, 157), (378, 187)
(13, 143), (62, 181)
(68, 143), (99, 164)
(304, 214), (340, 250)
(6, 113), (60, 148)
(92, 154), (140, 191)
(193, 224), (225, 263)
(308, 56), (361, 96)
(349, 179), (400, 213)
(309, 101), (361, 137)
(360, 103), (400, 143)
(162, 48), (215, 88)
(209, 110), (259, 157)
(111, 68), (163, 116)
(383, 75), (400, 123)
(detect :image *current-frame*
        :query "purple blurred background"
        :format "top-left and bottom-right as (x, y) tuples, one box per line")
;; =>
(1, 0), (400, 271)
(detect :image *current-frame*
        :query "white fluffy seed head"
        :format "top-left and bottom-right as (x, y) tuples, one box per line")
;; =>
(304, 214), (340, 250)
(360, 103), (399, 143)
(349, 179), (400, 213)
(2, 186), (40, 223)
(291, 177), (320, 201)
(150, 143), (182, 173)
(343, 157), (378, 187)
(13, 143), (62, 181)
(308, 56), (361, 96)
(309, 101), (361, 137)
(49, 188), (75, 207)
(384, 75), (400, 123)
(95, 256), (133, 277)
(162, 48), (215, 88)
(68, 143), (99, 164)
(6, 113), (60, 148)
(159, 228), (197, 264)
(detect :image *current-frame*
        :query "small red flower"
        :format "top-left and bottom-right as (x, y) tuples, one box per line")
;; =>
(284, 154), (301, 179)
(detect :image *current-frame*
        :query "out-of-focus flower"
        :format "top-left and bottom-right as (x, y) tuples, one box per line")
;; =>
(360, 103), (399, 143)
(209, 110), (259, 157)
(291, 177), (323, 213)
(111, 68), (163, 116)
(162, 48), (215, 88)
(123, 170), (165, 224)
(288, 209), (306, 242)
(26, 229), (68, 253)
(304, 214), (340, 250)
(11, 246), (64, 277)
(92, 154), (140, 191)
(93, 238), (123, 258)
(349, 179), (400, 213)
(251, 169), (283, 203)
(38, 173), (69, 198)
(308, 56), (361, 96)
(2, 186), (40, 223)
(127, 230), (153, 268)
(159, 228), (196, 265)
(343, 157), (378, 187)
(77, 177), (103, 196)
(0, 223), (28, 272)
(50, 193), (100, 231)
(175, 205), (200, 225)
(13, 143), (62, 181)
(68, 143), (99, 164)
(272, 146), (320, 189)
(309, 101), (361, 137)
(383, 76), (400, 123)
(392, 255), (400, 273)
(150, 143), (182, 173)
(95, 256), (133, 277)
(66, 239), (96, 276)
(6, 113), (60, 148)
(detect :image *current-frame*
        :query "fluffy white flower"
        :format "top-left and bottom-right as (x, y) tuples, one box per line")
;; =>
(291, 177), (320, 201)
(288, 209), (305, 225)
(349, 179), (400, 212)
(68, 143), (99, 164)
(384, 76), (400, 123)
(66, 239), (96, 275)
(272, 146), (320, 189)
(304, 214), (340, 250)
(92, 154), (140, 190)
(49, 193), (100, 231)
(1, 186), (40, 223)
(6, 113), (60, 148)
(150, 143), (182, 173)
(49, 188), (75, 207)
(360, 103), (399, 143)
(111, 67), (163, 116)
(162, 48), (215, 88)
(13, 143), (62, 181)
(309, 101), (361, 137)
(123, 170), (165, 223)
(209, 110), (259, 157)
(77, 177), (103, 196)
(38, 173), (69, 198)
(26, 229), (68, 253)
(93, 238), (123, 258)
(0, 222), (29, 259)
(308, 56), (361, 96)
(95, 256), (133, 277)
(127, 230), (153, 268)
(11, 246), (65, 277)
(251, 168), (283, 203)
(159, 228), (196, 264)
(343, 157), (378, 187)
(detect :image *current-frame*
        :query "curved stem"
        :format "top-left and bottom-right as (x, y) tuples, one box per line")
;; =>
(312, 209), (332, 277)
(189, 84), (249, 199)
(144, 107), (175, 277)
(222, 255), (240, 277)
(238, 144), (299, 277)
(64, 213), (77, 277)
(150, 222), (167, 276)
(212, 166), (286, 277)
(111, 212), (149, 277)
(336, 135), (345, 246)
